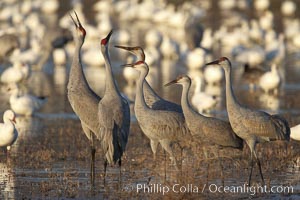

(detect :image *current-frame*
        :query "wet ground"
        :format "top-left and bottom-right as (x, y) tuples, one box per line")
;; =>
(0, 55), (300, 200)
(1, 0), (300, 199)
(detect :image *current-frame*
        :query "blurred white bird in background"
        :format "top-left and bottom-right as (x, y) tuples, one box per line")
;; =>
(53, 48), (67, 67)
(191, 76), (218, 114)
(0, 60), (31, 85)
(204, 64), (224, 85)
(281, 0), (297, 17)
(0, 109), (18, 151)
(290, 124), (300, 141)
(8, 86), (47, 116)
(259, 64), (281, 94)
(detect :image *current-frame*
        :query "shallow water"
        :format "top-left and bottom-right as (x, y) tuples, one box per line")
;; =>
(0, 58), (299, 199)
(1, 0), (300, 199)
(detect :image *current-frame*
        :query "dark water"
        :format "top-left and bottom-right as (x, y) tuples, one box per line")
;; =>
(1, 0), (300, 199)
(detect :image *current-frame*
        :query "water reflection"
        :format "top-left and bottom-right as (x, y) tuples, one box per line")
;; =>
(53, 65), (67, 87)
(27, 71), (53, 97)
(15, 115), (45, 140)
(204, 84), (223, 97)
(259, 93), (280, 112)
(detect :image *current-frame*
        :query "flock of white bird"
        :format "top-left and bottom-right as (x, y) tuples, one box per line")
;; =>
(0, 0), (300, 172)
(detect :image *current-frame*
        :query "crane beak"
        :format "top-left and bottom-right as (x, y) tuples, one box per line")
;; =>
(115, 45), (132, 51)
(164, 79), (178, 87)
(205, 59), (220, 66)
(115, 45), (137, 55)
(106, 29), (113, 41)
(74, 11), (82, 27)
(121, 63), (134, 68)
(121, 60), (145, 68)
(69, 12), (78, 27)
(69, 11), (82, 28)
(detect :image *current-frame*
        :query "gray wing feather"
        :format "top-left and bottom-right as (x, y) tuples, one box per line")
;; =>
(138, 110), (188, 140)
(98, 97), (130, 164)
(121, 97), (130, 152)
(270, 114), (290, 140)
(238, 108), (289, 139)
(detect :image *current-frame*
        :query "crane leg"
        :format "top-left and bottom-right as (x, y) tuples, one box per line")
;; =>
(118, 159), (122, 188)
(104, 159), (108, 185)
(164, 150), (167, 181)
(202, 146), (210, 180)
(90, 133), (96, 186)
(160, 140), (178, 170)
(216, 150), (224, 186)
(82, 124), (96, 186)
(248, 151), (254, 186)
(205, 162), (210, 183)
(246, 140), (256, 186)
(179, 144), (183, 172)
(150, 140), (159, 163)
(253, 151), (265, 185)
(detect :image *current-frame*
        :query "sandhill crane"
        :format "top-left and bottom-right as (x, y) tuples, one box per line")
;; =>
(123, 60), (190, 168)
(67, 12), (101, 184)
(98, 30), (130, 175)
(165, 75), (242, 180)
(114, 45), (182, 113)
(165, 75), (243, 148)
(0, 110), (18, 157)
(206, 57), (290, 186)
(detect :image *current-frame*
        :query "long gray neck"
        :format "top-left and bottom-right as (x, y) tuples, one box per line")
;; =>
(135, 69), (150, 110)
(224, 65), (240, 111)
(69, 42), (90, 89)
(181, 81), (192, 113)
(181, 81), (206, 120)
(102, 47), (119, 95)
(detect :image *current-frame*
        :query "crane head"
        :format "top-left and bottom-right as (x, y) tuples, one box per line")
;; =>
(121, 60), (149, 72)
(121, 60), (145, 68)
(101, 30), (113, 46)
(114, 46), (145, 61)
(205, 57), (230, 65)
(69, 11), (86, 37)
(205, 57), (232, 71)
(164, 75), (191, 87)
